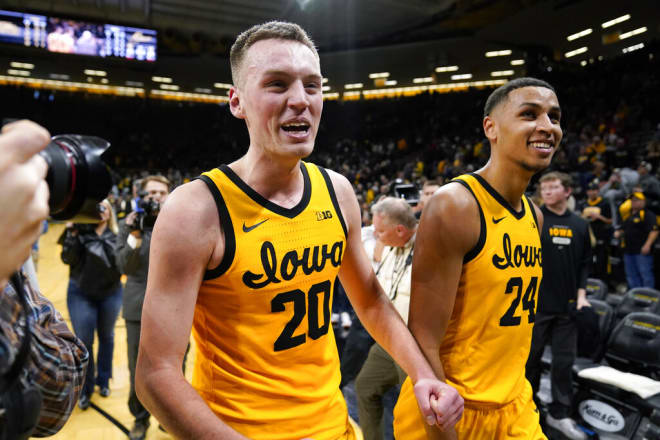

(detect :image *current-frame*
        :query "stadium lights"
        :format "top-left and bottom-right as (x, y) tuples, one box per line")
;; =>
(322, 78), (328, 84)
(565, 47), (588, 58)
(435, 66), (459, 72)
(601, 14), (630, 28)
(152, 76), (172, 83)
(567, 28), (592, 41)
(126, 81), (144, 87)
(323, 92), (339, 100)
(485, 50), (512, 57)
(384, 80), (397, 86)
(194, 88), (212, 94)
(160, 84), (179, 91)
(619, 27), (647, 40)
(84, 69), (107, 77)
(368, 72), (390, 79)
(491, 70), (514, 77)
(511, 59), (525, 65)
(413, 77), (433, 84)
(322, 86), (331, 92)
(451, 74), (472, 80)
(622, 43), (644, 53)
(10, 62), (34, 69)
(49, 74), (70, 80)
(580, 60), (587, 66)
(345, 83), (363, 89)
(7, 69), (30, 76)
(101, 78), (109, 84)
(214, 82), (232, 89)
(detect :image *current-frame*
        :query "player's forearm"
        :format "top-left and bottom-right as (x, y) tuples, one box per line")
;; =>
(136, 367), (248, 440)
(357, 292), (436, 383)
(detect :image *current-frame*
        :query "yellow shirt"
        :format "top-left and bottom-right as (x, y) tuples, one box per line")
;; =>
(193, 162), (351, 440)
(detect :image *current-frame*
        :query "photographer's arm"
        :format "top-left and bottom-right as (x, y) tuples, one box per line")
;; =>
(136, 181), (248, 440)
(0, 120), (50, 285)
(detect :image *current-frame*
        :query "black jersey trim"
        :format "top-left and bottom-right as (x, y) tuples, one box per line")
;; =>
(317, 165), (348, 238)
(219, 163), (311, 219)
(469, 173), (526, 220)
(526, 195), (540, 235)
(452, 179), (486, 264)
(196, 175), (236, 280)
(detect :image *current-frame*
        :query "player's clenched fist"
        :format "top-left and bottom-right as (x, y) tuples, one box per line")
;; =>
(0, 120), (50, 284)
(414, 378), (464, 432)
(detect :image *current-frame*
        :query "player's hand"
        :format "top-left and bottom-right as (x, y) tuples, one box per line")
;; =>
(413, 378), (463, 431)
(0, 120), (50, 284)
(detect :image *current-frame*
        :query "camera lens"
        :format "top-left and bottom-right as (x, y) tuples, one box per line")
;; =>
(39, 135), (113, 223)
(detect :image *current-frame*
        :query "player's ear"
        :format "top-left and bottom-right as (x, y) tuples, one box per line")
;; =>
(483, 115), (497, 144)
(229, 86), (245, 119)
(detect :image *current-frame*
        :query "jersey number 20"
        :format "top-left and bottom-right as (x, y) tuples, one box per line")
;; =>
(499, 276), (538, 326)
(270, 280), (331, 351)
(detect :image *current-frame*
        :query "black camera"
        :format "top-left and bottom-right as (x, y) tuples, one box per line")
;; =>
(132, 191), (161, 231)
(40, 135), (113, 222)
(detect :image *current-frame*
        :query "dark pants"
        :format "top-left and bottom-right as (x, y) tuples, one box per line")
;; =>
(67, 280), (122, 398)
(339, 316), (374, 389)
(526, 312), (578, 419)
(592, 240), (610, 282)
(126, 320), (150, 422)
(623, 253), (655, 288)
(355, 343), (406, 440)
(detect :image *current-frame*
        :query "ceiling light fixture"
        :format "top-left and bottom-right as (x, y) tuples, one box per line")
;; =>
(491, 70), (514, 77)
(451, 74), (472, 80)
(368, 72), (390, 79)
(435, 66), (458, 72)
(510, 59), (525, 65)
(413, 77), (433, 83)
(565, 47), (588, 58)
(601, 14), (630, 28)
(619, 26), (647, 40)
(485, 50), (512, 57)
(567, 28), (593, 41)
(622, 43), (644, 53)
(345, 83), (363, 89)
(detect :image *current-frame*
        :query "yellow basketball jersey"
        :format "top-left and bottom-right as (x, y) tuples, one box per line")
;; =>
(440, 173), (543, 404)
(192, 162), (352, 440)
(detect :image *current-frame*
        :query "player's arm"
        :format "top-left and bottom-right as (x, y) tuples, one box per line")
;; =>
(329, 170), (463, 430)
(407, 184), (481, 440)
(135, 181), (249, 440)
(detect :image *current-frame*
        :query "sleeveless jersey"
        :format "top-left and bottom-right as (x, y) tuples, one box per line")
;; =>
(193, 162), (351, 440)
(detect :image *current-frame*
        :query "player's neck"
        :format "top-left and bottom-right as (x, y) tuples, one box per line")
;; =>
(477, 162), (532, 211)
(230, 150), (304, 207)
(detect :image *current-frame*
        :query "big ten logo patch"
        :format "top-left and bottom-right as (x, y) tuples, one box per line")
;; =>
(316, 210), (333, 221)
(549, 226), (573, 245)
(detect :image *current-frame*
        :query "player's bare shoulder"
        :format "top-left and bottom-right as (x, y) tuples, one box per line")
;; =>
(154, 179), (222, 263)
(420, 181), (482, 252)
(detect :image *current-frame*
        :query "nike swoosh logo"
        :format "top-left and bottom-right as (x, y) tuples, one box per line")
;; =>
(492, 216), (506, 224)
(243, 218), (269, 233)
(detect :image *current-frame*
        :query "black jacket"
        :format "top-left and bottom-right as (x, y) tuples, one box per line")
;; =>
(537, 206), (592, 315)
(60, 225), (121, 300)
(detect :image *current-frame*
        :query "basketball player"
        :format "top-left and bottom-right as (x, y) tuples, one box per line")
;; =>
(135, 21), (462, 440)
(393, 77), (562, 439)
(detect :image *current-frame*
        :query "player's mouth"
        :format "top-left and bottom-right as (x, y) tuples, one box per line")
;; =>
(528, 141), (554, 154)
(281, 120), (311, 139)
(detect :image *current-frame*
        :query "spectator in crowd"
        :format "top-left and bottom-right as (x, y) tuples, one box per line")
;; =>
(356, 197), (416, 440)
(600, 167), (639, 227)
(526, 171), (592, 440)
(637, 161), (660, 211)
(614, 192), (659, 288)
(60, 199), (122, 410)
(116, 175), (170, 440)
(580, 179), (612, 282)
(412, 179), (441, 219)
(0, 120), (88, 438)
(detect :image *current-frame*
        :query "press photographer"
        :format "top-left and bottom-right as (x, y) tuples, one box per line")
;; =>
(116, 175), (169, 440)
(1, 119), (114, 439)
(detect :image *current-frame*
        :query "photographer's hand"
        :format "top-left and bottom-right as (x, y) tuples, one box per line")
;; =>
(0, 120), (50, 285)
(125, 211), (143, 240)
